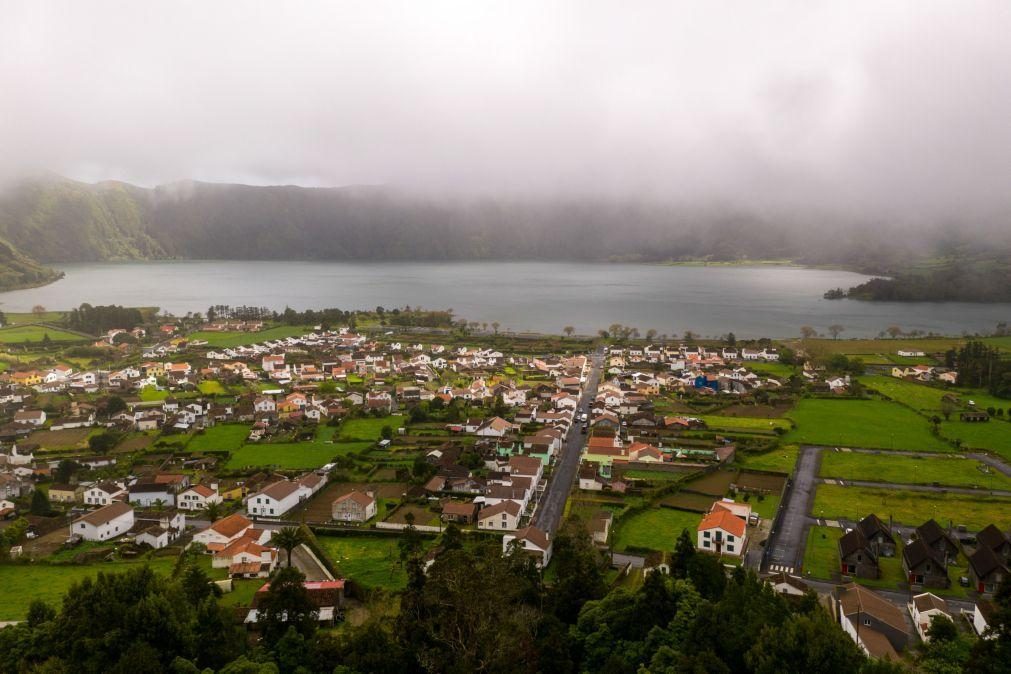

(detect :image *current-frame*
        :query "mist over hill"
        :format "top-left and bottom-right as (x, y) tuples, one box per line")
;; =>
(0, 174), (968, 272)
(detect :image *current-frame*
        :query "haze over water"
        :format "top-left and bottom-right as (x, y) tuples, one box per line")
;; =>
(1, 261), (1008, 338)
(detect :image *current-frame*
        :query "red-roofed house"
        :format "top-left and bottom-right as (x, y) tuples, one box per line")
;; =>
(697, 499), (749, 557)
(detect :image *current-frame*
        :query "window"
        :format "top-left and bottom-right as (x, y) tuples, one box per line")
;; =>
(727, 535), (734, 542)
(703, 541), (710, 548)
(703, 531), (710, 539)
(863, 619), (872, 627)
(727, 545), (734, 552)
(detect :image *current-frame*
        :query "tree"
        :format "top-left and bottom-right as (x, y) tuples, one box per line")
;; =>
(646, 328), (657, 341)
(32, 305), (46, 317)
(271, 527), (307, 568)
(380, 425), (393, 441)
(886, 325), (903, 339)
(941, 398), (956, 421)
(563, 326), (575, 338)
(204, 501), (221, 523)
(255, 566), (318, 647)
(828, 324), (845, 339)
(30, 489), (50, 516)
(725, 332), (736, 346)
(745, 612), (865, 674)
(967, 578), (1011, 672)
(180, 562), (222, 606)
(671, 528), (696, 578)
(105, 395), (128, 416)
(88, 431), (121, 454)
(547, 516), (606, 622)
(800, 325), (817, 339)
(492, 321), (500, 335)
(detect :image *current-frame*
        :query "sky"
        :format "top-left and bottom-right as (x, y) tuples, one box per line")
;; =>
(2, 1), (1010, 223)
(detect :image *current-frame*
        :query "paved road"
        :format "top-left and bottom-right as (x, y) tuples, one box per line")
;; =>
(764, 445), (820, 573)
(291, 543), (333, 581)
(532, 348), (605, 535)
(819, 477), (1011, 498)
(968, 452), (1011, 478)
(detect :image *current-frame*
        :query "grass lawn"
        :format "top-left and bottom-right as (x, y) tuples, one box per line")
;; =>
(317, 535), (426, 591)
(186, 424), (249, 453)
(337, 415), (404, 442)
(738, 445), (799, 473)
(746, 492), (780, 520)
(0, 557), (176, 620)
(198, 380), (227, 395)
(940, 421), (1011, 460)
(139, 386), (169, 401)
(802, 525), (842, 579)
(187, 325), (309, 348)
(819, 451), (1011, 490)
(225, 441), (372, 469)
(812, 484), (1011, 530)
(861, 375), (1009, 414)
(0, 325), (86, 343)
(218, 578), (265, 608)
(746, 362), (797, 378)
(612, 508), (702, 552)
(621, 470), (687, 482)
(796, 338), (962, 356)
(3, 311), (65, 325)
(699, 415), (790, 433)
(784, 398), (950, 451)
(27, 427), (92, 450)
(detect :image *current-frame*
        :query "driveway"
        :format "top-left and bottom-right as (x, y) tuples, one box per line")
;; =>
(532, 348), (605, 535)
(764, 445), (820, 574)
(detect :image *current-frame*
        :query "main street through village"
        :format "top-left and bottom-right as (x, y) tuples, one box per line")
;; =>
(533, 348), (605, 535)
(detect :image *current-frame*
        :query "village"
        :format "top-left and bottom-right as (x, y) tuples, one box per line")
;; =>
(0, 309), (1007, 668)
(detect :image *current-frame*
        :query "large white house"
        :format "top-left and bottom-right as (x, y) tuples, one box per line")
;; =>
(477, 500), (522, 531)
(72, 502), (134, 542)
(192, 513), (256, 551)
(696, 499), (750, 557)
(128, 483), (176, 507)
(245, 474), (325, 518)
(84, 481), (126, 506)
(177, 484), (223, 510)
(503, 526), (553, 567)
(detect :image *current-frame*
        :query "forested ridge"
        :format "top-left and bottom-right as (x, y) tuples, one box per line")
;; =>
(1, 174), (1009, 300)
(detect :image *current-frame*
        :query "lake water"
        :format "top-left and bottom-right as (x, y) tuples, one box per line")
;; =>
(1, 260), (1008, 338)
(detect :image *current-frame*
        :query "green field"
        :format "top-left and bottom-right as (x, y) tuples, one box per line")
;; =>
(0, 557), (176, 620)
(187, 325), (309, 348)
(812, 484), (1011, 531)
(186, 424), (249, 453)
(3, 311), (66, 325)
(225, 441), (372, 469)
(738, 445), (799, 473)
(699, 415), (790, 433)
(197, 380), (227, 395)
(0, 325), (86, 344)
(819, 451), (1011, 490)
(218, 578), (265, 609)
(802, 525), (842, 579)
(139, 386), (169, 401)
(939, 421), (1011, 460)
(798, 338), (962, 356)
(784, 398), (950, 451)
(861, 375), (1008, 414)
(317, 535), (425, 590)
(612, 508), (701, 552)
(337, 415), (404, 441)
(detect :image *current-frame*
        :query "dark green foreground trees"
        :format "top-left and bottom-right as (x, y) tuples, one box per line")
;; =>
(1, 523), (1009, 673)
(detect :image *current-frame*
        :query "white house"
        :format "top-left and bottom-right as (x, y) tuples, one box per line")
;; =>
(477, 500), (521, 531)
(245, 474), (322, 518)
(331, 491), (377, 523)
(973, 600), (996, 638)
(213, 532), (278, 578)
(503, 526), (553, 567)
(177, 484), (223, 510)
(73, 502), (134, 542)
(136, 525), (172, 549)
(908, 593), (951, 643)
(191, 513), (256, 551)
(696, 499), (750, 557)
(475, 416), (512, 437)
(84, 481), (126, 506)
(128, 483), (176, 507)
(13, 410), (46, 426)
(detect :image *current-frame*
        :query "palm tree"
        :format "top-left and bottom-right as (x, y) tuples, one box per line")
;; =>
(205, 501), (221, 522)
(272, 526), (307, 568)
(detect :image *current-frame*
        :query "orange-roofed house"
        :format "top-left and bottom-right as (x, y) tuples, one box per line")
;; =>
(191, 513), (255, 552)
(697, 499), (749, 557)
